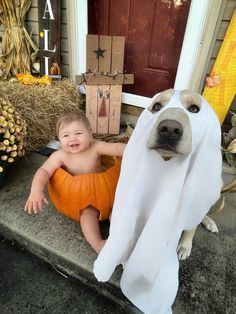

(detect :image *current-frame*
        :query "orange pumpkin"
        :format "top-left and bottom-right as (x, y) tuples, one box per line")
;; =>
(48, 156), (121, 221)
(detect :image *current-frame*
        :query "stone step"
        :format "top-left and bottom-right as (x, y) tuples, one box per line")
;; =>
(0, 153), (235, 314)
(0, 153), (140, 313)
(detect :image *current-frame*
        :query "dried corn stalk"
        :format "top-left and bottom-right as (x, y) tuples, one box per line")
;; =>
(0, 0), (38, 79)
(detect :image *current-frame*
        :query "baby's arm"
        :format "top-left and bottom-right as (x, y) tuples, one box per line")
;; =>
(95, 141), (126, 157)
(24, 150), (63, 214)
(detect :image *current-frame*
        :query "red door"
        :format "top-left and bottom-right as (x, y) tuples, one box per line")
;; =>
(88, 0), (191, 97)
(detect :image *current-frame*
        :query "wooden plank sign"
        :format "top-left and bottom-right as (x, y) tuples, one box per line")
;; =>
(76, 34), (134, 135)
(87, 35), (124, 73)
(86, 85), (122, 134)
(38, 0), (62, 79)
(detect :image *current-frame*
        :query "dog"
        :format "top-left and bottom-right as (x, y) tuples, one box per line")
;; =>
(94, 88), (223, 313)
(146, 88), (220, 260)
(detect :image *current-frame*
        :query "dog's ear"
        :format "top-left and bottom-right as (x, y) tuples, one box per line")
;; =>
(148, 89), (174, 113)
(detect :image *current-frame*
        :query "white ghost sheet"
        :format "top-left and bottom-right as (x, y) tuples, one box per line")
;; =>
(94, 90), (222, 314)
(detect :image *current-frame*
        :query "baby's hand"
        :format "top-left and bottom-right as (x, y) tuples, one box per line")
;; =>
(24, 190), (49, 214)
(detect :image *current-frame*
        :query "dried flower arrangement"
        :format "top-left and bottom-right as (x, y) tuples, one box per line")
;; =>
(0, 98), (27, 173)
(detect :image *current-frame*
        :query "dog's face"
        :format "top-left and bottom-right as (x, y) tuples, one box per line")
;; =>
(147, 89), (202, 160)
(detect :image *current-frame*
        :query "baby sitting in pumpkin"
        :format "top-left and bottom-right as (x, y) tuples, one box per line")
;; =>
(24, 112), (126, 253)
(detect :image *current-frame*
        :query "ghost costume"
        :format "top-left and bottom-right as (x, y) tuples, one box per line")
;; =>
(93, 90), (222, 314)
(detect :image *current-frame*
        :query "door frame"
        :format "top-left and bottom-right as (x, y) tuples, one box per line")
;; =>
(66, 0), (224, 108)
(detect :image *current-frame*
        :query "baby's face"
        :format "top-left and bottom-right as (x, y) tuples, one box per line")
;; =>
(58, 120), (92, 154)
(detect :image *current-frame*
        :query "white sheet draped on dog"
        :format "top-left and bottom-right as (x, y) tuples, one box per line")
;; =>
(94, 90), (222, 314)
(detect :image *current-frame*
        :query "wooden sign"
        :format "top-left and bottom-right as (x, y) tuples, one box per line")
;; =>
(38, 0), (61, 78)
(76, 35), (134, 135)
(87, 35), (124, 73)
(86, 85), (122, 134)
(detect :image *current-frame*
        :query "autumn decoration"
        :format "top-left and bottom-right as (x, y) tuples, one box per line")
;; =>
(0, 98), (27, 175)
(0, 0), (38, 79)
(48, 157), (121, 221)
(17, 73), (52, 85)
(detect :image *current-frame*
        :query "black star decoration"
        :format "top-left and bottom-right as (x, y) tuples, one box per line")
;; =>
(94, 47), (106, 59)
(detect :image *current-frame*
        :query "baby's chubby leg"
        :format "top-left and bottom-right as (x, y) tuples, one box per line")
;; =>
(80, 206), (106, 254)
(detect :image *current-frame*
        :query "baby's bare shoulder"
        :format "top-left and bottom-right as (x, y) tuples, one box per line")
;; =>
(49, 149), (64, 159)
(45, 149), (66, 166)
(91, 140), (108, 151)
(91, 140), (126, 156)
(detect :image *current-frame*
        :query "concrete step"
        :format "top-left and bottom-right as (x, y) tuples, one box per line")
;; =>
(0, 153), (235, 314)
(0, 153), (140, 313)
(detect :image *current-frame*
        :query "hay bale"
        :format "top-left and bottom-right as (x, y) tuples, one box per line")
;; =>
(0, 79), (85, 152)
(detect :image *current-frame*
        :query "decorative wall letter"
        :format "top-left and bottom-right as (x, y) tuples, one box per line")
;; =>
(38, 0), (61, 78)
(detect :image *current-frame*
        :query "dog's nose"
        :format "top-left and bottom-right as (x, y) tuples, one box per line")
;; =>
(158, 120), (183, 140)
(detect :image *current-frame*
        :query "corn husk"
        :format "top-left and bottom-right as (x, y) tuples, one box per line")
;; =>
(0, 0), (38, 79)
(222, 110), (236, 173)
(224, 139), (236, 154)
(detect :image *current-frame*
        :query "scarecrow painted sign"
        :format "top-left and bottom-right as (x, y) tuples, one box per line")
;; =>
(76, 35), (134, 134)
(38, 0), (61, 78)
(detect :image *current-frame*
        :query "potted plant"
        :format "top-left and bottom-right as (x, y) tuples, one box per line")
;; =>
(0, 98), (27, 186)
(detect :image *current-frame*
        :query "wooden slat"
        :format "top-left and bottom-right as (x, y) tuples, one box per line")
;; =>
(87, 35), (99, 71)
(86, 85), (98, 132)
(212, 40), (222, 58)
(60, 64), (70, 76)
(109, 85), (122, 134)
(31, 0), (38, 7)
(62, 0), (67, 9)
(61, 8), (67, 23)
(25, 21), (39, 35)
(61, 23), (68, 38)
(31, 34), (39, 46)
(26, 7), (38, 20)
(61, 38), (69, 52)
(217, 21), (230, 40)
(75, 73), (134, 85)
(97, 85), (109, 134)
(111, 36), (125, 73)
(61, 51), (69, 64)
(223, 1), (236, 20)
(98, 35), (112, 73)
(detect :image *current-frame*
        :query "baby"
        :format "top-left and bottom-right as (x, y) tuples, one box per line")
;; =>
(24, 112), (126, 253)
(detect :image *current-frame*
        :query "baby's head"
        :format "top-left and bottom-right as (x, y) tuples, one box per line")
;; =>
(56, 112), (91, 139)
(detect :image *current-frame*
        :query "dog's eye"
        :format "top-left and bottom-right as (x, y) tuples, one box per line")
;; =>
(152, 102), (163, 112)
(188, 104), (200, 113)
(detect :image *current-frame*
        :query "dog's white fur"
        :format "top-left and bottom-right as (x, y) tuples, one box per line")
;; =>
(147, 89), (219, 260)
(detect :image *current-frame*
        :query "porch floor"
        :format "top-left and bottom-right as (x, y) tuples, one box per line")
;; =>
(0, 153), (235, 314)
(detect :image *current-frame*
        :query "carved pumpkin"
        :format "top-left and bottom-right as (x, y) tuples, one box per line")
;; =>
(48, 156), (121, 221)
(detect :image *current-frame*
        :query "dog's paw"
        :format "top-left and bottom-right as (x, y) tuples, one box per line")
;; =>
(201, 215), (218, 233)
(177, 241), (192, 260)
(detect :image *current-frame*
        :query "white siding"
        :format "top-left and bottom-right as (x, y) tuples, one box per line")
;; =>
(206, 0), (236, 75)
